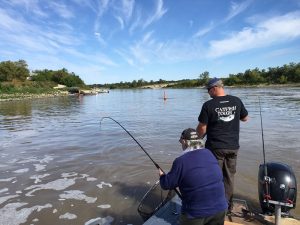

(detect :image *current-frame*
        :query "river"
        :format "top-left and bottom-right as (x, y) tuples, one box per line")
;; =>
(0, 87), (299, 225)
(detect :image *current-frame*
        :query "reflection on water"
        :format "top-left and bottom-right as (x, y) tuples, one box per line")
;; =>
(0, 87), (299, 225)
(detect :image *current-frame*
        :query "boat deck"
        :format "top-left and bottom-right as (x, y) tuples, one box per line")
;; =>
(142, 195), (300, 225)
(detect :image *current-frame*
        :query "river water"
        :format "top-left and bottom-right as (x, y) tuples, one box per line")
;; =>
(0, 87), (299, 225)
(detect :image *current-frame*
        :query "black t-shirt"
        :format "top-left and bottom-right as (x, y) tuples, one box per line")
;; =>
(198, 95), (248, 150)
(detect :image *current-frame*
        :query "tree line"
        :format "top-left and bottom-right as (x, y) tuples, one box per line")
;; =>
(0, 60), (85, 91)
(95, 62), (300, 89)
(0, 59), (299, 93)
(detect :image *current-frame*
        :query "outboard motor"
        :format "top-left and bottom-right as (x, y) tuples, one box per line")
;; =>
(258, 162), (297, 215)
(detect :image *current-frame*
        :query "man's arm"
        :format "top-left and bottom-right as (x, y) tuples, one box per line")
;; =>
(240, 115), (249, 122)
(196, 122), (207, 138)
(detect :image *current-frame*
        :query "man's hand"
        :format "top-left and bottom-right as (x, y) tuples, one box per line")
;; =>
(158, 168), (164, 176)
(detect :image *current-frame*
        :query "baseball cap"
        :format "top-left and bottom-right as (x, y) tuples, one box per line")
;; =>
(206, 77), (223, 89)
(180, 128), (200, 140)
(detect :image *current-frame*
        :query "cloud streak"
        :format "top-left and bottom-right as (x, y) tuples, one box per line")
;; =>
(224, 0), (253, 22)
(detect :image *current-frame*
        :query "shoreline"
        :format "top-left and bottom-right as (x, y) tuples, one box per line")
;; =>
(1, 84), (299, 102)
(0, 92), (70, 102)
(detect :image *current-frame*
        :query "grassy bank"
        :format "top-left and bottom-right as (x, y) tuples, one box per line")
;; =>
(0, 81), (71, 101)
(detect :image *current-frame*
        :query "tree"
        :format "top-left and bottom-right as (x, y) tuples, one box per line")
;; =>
(0, 60), (29, 82)
(199, 71), (210, 85)
(15, 60), (30, 81)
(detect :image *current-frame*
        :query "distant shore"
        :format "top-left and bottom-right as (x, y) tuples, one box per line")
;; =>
(0, 92), (70, 102)
(140, 83), (300, 89)
(1, 83), (299, 102)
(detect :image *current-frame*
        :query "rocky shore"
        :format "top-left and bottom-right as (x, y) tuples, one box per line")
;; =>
(0, 91), (70, 102)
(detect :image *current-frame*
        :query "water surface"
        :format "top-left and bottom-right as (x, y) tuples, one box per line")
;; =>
(0, 87), (299, 225)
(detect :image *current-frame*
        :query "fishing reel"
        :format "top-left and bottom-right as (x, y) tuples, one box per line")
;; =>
(258, 162), (297, 215)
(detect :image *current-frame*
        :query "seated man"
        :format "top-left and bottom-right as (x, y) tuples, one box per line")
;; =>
(159, 128), (227, 225)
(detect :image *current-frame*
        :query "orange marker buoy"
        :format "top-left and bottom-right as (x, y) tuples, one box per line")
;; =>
(163, 91), (167, 101)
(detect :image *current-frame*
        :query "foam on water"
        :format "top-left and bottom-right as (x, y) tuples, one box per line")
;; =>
(59, 190), (97, 203)
(0, 177), (16, 182)
(25, 178), (76, 196)
(87, 177), (97, 181)
(59, 212), (77, 220)
(0, 194), (19, 205)
(16, 155), (54, 164)
(97, 181), (112, 189)
(17, 157), (38, 164)
(97, 204), (111, 209)
(0, 202), (52, 225)
(13, 168), (29, 173)
(33, 164), (46, 172)
(29, 174), (50, 184)
(84, 216), (114, 225)
(0, 188), (8, 193)
(61, 172), (78, 178)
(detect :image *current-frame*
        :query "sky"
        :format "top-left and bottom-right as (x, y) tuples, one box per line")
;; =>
(0, 0), (300, 85)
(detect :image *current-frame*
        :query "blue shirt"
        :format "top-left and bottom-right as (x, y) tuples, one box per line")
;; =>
(160, 148), (227, 218)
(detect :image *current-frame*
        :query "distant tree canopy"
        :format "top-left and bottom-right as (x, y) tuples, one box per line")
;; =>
(32, 68), (85, 87)
(0, 60), (85, 87)
(223, 63), (300, 86)
(1, 59), (299, 91)
(0, 60), (30, 82)
(94, 62), (300, 89)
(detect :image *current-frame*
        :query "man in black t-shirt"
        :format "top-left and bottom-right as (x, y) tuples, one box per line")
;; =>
(196, 77), (248, 213)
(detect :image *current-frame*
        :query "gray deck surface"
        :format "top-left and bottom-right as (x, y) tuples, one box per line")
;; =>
(142, 195), (181, 225)
(142, 196), (300, 225)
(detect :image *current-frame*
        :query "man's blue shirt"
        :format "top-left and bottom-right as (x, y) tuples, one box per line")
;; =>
(160, 148), (227, 218)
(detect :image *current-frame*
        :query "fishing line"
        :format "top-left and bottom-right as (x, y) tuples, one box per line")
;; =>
(100, 116), (182, 199)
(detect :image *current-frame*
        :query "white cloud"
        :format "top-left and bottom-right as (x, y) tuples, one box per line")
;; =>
(121, 0), (135, 22)
(4, 0), (48, 18)
(193, 22), (215, 38)
(49, 2), (74, 19)
(115, 16), (125, 30)
(225, 0), (253, 22)
(264, 47), (300, 59)
(207, 11), (300, 58)
(0, 9), (25, 31)
(142, 0), (167, 29)
(93, 0), (111, 39)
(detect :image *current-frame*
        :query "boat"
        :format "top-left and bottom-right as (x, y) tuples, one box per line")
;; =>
(138, 162), (299, 225)
(140, 194), (300, 225)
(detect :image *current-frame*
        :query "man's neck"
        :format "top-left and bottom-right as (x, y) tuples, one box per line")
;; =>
(215, 88), (226, 97)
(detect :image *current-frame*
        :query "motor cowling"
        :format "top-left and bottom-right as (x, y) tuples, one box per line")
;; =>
(258, 162), (297, 214)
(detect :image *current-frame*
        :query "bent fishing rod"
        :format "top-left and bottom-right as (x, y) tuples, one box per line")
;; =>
(100, 116), (182, 199)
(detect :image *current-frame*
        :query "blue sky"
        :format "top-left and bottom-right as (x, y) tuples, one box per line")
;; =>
(0, 0), (300, 85)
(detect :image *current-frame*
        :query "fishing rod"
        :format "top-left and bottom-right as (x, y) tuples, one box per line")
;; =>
(100, 116), (182, 199)
(258, 97), (271, 204)
(100, 116), (160, 169)
(258, 97), (266, 167)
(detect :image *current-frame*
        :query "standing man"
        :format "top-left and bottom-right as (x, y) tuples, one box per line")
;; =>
(196, 77), (248, 213)
(159, 128), (227, 225)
